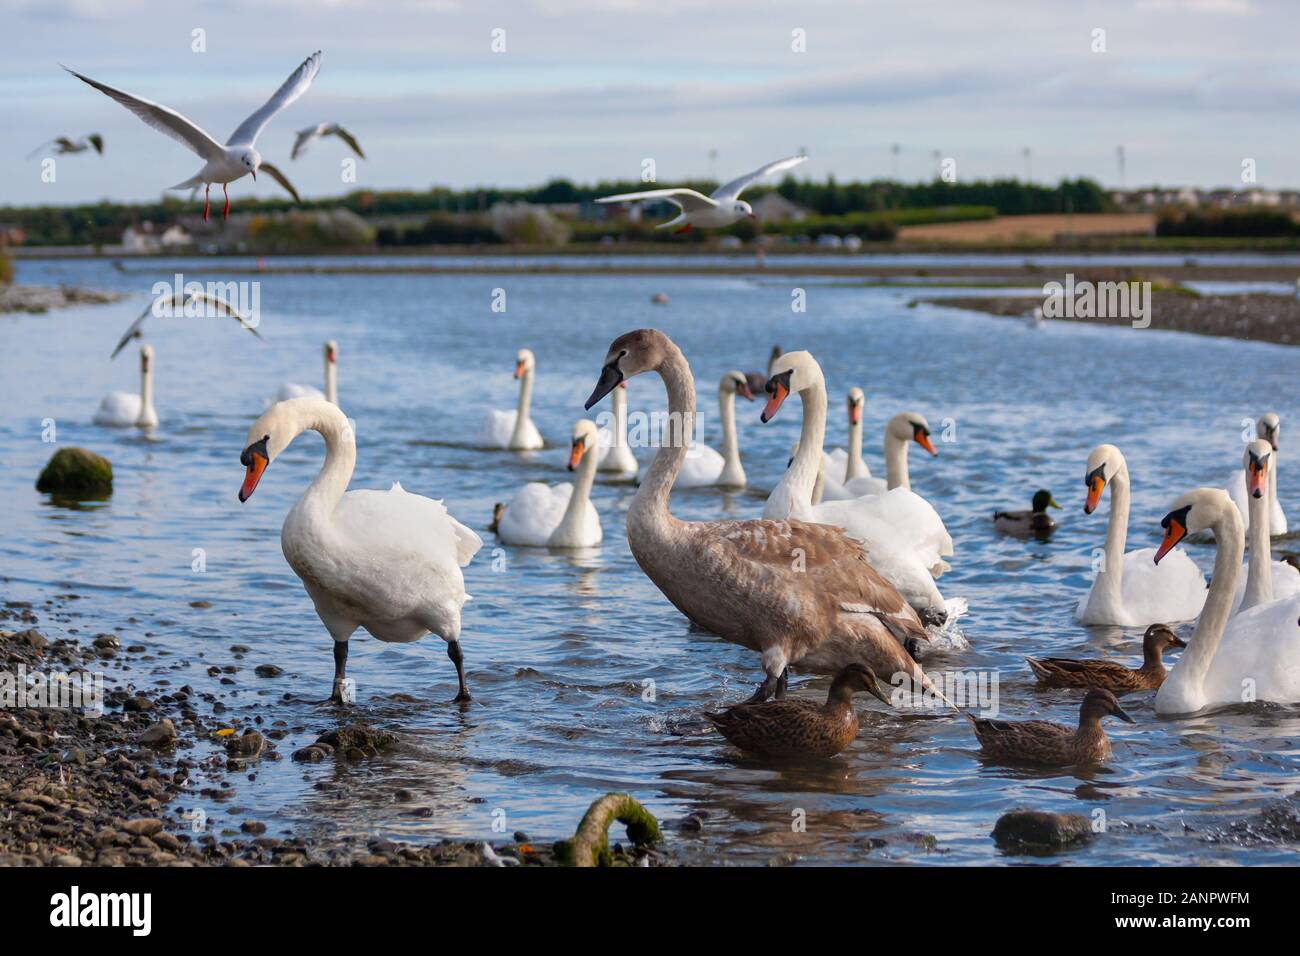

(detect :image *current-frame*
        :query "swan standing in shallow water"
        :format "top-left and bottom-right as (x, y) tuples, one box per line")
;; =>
(761, 352), (955, 626)
(496, 420), (603, 548)
(1226, 412), (1287, 535)
(276, 340), (338, 404)
(1233, 439), (1300, 613)
(673, 370), (754, 489)
(238, 397), (482, 703)
(480, 348), (544, 450)
(585, 329), (948, 705)
(596, 382), (638, 476)
(1075, 444), (1207, 627)
(94, 344), (158, 428)
(1153, 487), (1300, 714)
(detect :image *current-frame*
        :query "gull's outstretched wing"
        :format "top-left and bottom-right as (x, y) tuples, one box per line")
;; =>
(226, 51), (322, 147)
(594, 187), (717, 213)
(63, 67), (224, 161)
(328, 125), (365, 159)
(26, 139), (57, 161)
(111, 290), (262, 358)
(711, 154), (808, 202)
(290, 124), (324, 160)
(258, 161), (301, 202)
(87, 133), (104, 154)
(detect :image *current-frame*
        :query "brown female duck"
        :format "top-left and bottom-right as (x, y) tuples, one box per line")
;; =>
(967, 689), (1134, 766)
(1026, 623), (1187, 694)
(706, 664), (891, 758)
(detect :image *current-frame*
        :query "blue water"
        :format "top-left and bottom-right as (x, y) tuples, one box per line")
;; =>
(2, 256), (1298, 864)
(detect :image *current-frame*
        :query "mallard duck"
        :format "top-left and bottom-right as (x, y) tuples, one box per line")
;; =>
(967, 689), (1134, 766)
(488, 502), (505, 536)
(705, 664), (891, 758)
(994, 489), (1061, 538)
(1026, 624), (1186, 694)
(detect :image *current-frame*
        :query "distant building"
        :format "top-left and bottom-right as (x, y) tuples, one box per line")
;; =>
(121, 222), (160, 253)
(751, 192), (810, 223)
(160, 224), (192, 249)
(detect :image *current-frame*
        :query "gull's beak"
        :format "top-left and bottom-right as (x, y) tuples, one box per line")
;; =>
(238, 438), (270, 503)
(1048, 496), (1062, 509)
(251, 168), (257, 181)
(1248, 461), (1268, 498)
(914, 430), (937, 455)
(1154, 516), (1187, 564)
(1084, 476), (1105, 515)
(761, 380), (789, 423)
(849, 402), (862, 425)
(514, 360), (526, 380)
(748, 213), (757, 221)
(567, 438), (586, 471)
(585, 361), (623, 410)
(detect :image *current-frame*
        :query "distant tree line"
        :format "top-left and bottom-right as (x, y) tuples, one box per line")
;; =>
(0, 176), (1111, 247)
(1156, 208), (1300, 238)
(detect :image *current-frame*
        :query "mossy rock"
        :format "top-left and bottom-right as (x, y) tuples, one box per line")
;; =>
(36, 447), (113, 497)
(553, 792), (661, 867)
(992, 809), (1094, 851)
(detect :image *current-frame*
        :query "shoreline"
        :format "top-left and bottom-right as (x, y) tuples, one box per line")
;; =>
(912, 291), (1300, 347)
(0, 598), (661, 867)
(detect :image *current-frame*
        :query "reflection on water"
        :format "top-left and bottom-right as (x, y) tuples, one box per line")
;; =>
(2, 257), (1299, 864)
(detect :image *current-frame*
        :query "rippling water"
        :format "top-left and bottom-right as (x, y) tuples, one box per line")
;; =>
(3, 256), (1298, 865)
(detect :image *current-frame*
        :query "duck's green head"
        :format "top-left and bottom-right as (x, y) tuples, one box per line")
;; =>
(1032, 489), (1061, 513)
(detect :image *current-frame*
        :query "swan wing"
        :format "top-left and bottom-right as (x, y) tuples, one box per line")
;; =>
(498, 482), (571, 546)
(674, 445), (725, 488)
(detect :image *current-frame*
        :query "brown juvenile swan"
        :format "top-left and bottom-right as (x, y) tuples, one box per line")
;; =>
(585, 329), (950, 705)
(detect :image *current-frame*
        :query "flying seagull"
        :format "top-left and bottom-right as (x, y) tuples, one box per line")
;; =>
(26, 134), (104, 160)
(64, 51), (321, 221)
(111, 290), (262, 359)
(291, 123), (365, 160)
(595, 154), (808, 234)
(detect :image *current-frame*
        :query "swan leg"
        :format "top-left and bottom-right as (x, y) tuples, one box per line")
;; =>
(328, 640), (349, 705)
(745, 673), (780, 704)
(775, 667), (789, 699)
(447, 640), (471, 703)
(747, 646), (789, 703)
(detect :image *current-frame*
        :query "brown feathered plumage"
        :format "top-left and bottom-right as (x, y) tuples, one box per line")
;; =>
(1026, 624), (1186, 694)
(967, 689), (1134, 766)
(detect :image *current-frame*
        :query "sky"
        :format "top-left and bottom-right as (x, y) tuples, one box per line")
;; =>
(1, 0), (1297, 206)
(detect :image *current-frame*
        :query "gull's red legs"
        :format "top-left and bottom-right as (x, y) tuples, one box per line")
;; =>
(222, 183), (231, 220)
(202, 184), (210, 222)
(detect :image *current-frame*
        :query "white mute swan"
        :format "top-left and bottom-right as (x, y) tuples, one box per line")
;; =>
(583, 330), (951, 706)
(761, 352), (955, 626)
(823, 410), (937, 500)
(238, 397), (482, 703)
(596, 382), (638, 475)
(480, 348), (544, 450)
(497, 420), (603, 548)
(825, 388), (870, 484)
(276, 340), (338, 404)
(1234, 439), (1300, 614)
(94, 344), (158, 428)
(1154, 487), (1300, 714)
(673, 370), (754, 489)
(1226, 412), (1287, 536)
(1076, 444), (1206, 627)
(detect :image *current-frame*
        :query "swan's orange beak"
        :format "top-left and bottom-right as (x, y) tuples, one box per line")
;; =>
(1084, 474), (1105, 514)
(326, 344), (337, 364)
(1248, 460), (1268, 498)
(762, 381), (788, 423)
(914, 430), (936, 455)
(238, 438), (269, 503)
(567, 438), (587, 471)
(849, 401), (862, 425)
(514, 360), (526, 379)
(1154, 518), (1186, 564)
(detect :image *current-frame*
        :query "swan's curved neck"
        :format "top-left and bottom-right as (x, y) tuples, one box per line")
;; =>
(556, 441), (598, 539)
(1098, 463), (1131, 595)
(717, 386), (745, 485)
(612, 386), (629, 450)
(324, 354), (338, 405)
(630, 344), (694, 533)
(1243, 474), (1273, 610)
(1270, 450), (1281, 534)
(846, 413), (864, 480)
(1179, 505), (1244, 691)
(511, 367), (534, 446)
(884, 429), (910, 490)
(138, 360), (155, 420)
(292, 404), (356, 522)
(787, 374), (828, 511)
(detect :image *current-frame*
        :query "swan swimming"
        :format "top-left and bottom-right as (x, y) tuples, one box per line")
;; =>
(497, 420), (603, 548)
(480, 348), (544, 450)
(93, 344), (158, 429)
